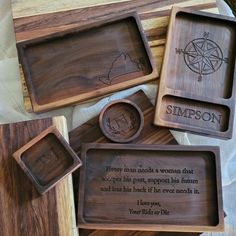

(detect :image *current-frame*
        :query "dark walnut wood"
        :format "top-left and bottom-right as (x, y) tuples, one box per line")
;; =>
(154, 7), (236, 139)
(78, 143), (224, 232)
(13, 126), (82, 194)
(16, 12), (158, 113)
(69, 90), (203, 235)
(99, 99), (144, 143)
(69, 90), (177, 156)
(13, 0), (217, 43)
(0, 117), (77, 236)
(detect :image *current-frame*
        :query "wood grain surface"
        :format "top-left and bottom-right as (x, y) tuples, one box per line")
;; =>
(78, 143), (224, 232)
(69, 90), (177, 155)
(69, 90), (201, 236)
(0, 116), (78, 236)
(16, 12), (157, 113)
(13, 126), (82, 194)
(13, 0), (219, 112)
(154, 7), (236, 139)
(99, 99), (144, 143)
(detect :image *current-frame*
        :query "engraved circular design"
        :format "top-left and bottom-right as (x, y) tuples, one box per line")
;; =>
(99, 99), (144, 143)
(183, 37), (223, 77)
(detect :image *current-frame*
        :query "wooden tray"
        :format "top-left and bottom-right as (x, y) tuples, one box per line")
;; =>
(69, 90), (181, 235)
(14, 0), (219, 113)
(154, 7), (236, 139)
(17, 12), (157, 113)
(13, 126), (82, 194)
(0, 117), (78, 236)
(78, 143), (224, 232)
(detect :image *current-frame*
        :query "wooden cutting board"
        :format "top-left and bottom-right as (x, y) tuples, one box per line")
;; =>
(69, 90), (200, 236)
(0, 116), (78, 236)
(12, 0), (219, 112)
(69, 90), (177, 155)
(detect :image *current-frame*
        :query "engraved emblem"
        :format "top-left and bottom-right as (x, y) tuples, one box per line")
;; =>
(36, 150), (58, 166)
(175, 32), (228, 81)
(106, 112), (136, 136)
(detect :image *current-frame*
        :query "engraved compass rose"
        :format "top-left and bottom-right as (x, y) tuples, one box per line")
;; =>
(176, 32), (228, 81)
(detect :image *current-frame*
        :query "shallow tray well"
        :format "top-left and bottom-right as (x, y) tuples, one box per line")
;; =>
(78, 143), (224, 233)
(154, 7), (236, 139)
(17, 12), (157, 113)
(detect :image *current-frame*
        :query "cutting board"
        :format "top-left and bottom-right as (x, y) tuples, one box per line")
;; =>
(69, 90), (201, 236)
(0, 116), (78, 236)
(12, 0), (219, 112)
(69, 90), (177, 154)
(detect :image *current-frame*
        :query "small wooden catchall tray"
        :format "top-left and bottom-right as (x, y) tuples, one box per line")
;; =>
(78, 143), (224, 232)
(154, 7), (236, 139)
(99, 99), (144, 143)
(13, 126), (82, 194)
(17, 12), (157, 113)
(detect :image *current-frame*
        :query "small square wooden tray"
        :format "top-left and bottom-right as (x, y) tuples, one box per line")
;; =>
(154, 7), (236, 139)
(13, 126), (82, 194)
(78, 143), (224, 232)
(17, 12), (158, 113)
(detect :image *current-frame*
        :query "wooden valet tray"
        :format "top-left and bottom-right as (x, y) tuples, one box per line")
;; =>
(13, 126), (82, 194)
(154, 7), (236, 139)
(78, 143), (224, 232)
(17, 12), (157, 113)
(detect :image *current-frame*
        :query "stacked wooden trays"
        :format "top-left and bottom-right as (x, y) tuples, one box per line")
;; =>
(12, 6), (229, 235)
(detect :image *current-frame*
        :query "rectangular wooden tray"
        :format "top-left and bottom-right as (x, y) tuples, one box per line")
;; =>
(17, 12), (157, 113)
(0, 117), (78, 236)
(154, 7), (236, 139)
(77, 143), (224, 232)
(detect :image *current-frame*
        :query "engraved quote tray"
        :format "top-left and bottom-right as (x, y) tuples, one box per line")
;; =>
(154, 7), (236, 139)
(78, 143), (224, 232)
(17, 12), (157, 113)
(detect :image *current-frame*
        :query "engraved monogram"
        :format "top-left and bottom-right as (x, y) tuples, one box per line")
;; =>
(175, 32), (228, 81)
(106, 112), (136, 136)
(36, 150), (59, 166)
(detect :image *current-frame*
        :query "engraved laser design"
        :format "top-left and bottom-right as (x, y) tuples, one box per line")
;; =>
(175, 32), (228, 81)
(97, 52), (145, 85)
(106, 112), (136, 135)
(35, 151), (59, 166)
(166, 105), (222, 124)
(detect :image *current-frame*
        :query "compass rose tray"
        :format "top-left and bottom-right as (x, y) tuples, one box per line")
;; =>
(77, 143), (224, 232)
(154, 7), (236, 139)
(16, 12), (157, 113)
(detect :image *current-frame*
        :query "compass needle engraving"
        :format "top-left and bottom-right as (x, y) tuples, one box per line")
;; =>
(176, 32), (228, 81)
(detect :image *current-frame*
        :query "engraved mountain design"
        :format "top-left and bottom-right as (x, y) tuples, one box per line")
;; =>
(98, 52), (143, 85)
